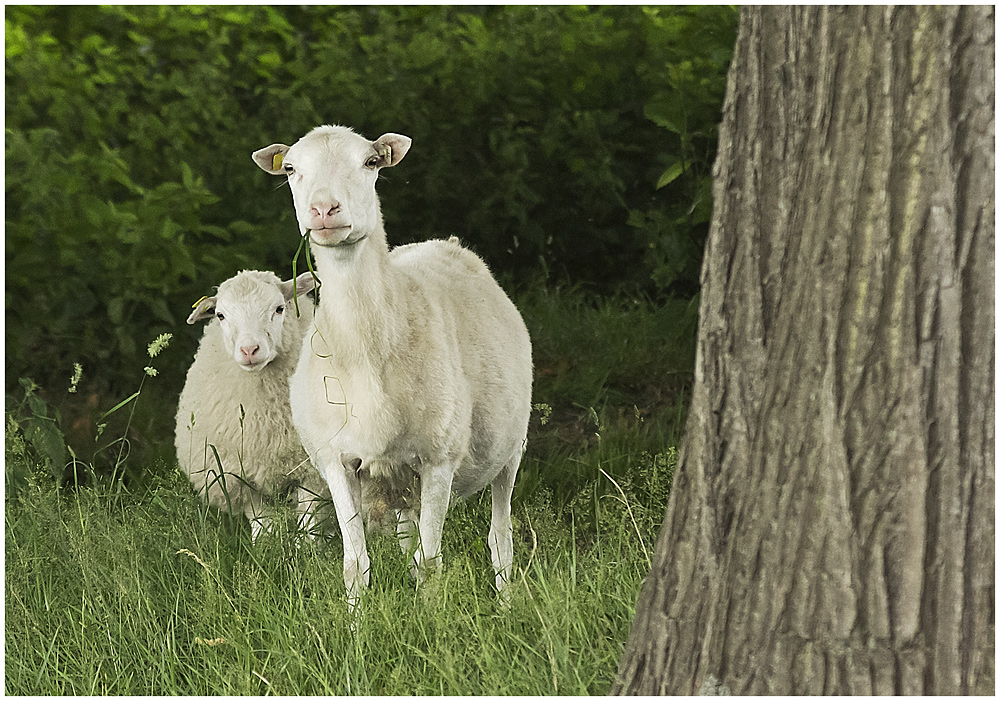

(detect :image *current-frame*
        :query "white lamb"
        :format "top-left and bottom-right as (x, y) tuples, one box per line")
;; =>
(174, 269), (331, 541)
(252, 126), (533, 603)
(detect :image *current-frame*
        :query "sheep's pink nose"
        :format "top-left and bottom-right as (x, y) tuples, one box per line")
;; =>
(240, 345), (260, 362)
(309, 200), (342, 227)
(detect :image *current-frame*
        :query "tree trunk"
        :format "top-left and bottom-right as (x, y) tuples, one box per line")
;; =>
(612, 6), (994, 695)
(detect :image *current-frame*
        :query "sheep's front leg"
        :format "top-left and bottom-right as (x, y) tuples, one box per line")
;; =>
(320, 455), (369, 606)
(414, 464), (454, 585)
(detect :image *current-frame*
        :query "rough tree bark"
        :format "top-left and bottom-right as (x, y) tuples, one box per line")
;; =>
(612, 6), (993, 695)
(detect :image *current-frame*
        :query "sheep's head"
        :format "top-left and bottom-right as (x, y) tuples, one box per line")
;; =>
(252, 125), (411, 250)
(188, 271), (317, 371)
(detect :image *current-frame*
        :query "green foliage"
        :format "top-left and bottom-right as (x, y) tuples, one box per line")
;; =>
(4, 390), (71, 489)
(4, 332), (173, 490)
(5, 5), (735, 397)
(631, 5), (737, 292)
(7, 377), (67, 476)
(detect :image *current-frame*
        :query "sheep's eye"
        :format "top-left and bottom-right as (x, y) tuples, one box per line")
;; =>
(364, 156), (379, 169)
(275, 305), (285, 315)
(283, 163), (294, 175)
(216, 312), (225, 321)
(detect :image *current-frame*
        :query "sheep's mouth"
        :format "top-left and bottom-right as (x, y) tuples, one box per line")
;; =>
(310, 227), (367, 248)
(238, 360), (268, 372)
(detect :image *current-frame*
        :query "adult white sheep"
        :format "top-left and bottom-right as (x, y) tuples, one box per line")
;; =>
(175, 269), (331, 541)
(252, 125), (533, 603)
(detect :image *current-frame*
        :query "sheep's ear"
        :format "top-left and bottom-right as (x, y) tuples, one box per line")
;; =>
(280, 273), (318, 302)
(252, 144), (291, 174)
(187, 295), (217, 324)
(372, 133), (411, 168)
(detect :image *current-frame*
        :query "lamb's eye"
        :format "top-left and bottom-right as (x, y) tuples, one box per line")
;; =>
(364, 156), (379, 169)
(275, 305), (285, 315)
(216, 312), (225, 321)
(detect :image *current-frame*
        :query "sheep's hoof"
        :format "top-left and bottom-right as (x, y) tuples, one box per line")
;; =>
(496, 584), (512, 609)
(418, 575), (442, 604)
(415, 560), (445, 603)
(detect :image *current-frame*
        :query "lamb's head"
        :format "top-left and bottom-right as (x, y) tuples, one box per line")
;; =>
(188, 270), (317, 371)
(252, 125), (411, 249)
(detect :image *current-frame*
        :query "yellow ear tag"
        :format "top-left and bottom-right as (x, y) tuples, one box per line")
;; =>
(272, 152), (284, 171)
(192, 295), (208, 309)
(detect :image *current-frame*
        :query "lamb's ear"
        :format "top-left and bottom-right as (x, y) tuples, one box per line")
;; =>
(187, 295), (217, 324)
(372, 133), (411, 168)
(280, 272), (318, 302)
(252, 144), (291, 174)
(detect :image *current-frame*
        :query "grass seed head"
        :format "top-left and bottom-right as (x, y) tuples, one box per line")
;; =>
(147, 333), (172, 358)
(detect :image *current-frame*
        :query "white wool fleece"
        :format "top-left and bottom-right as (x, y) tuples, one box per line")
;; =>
(175, 270), (330, 538)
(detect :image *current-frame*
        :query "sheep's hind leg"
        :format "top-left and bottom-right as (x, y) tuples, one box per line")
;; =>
(488, 454), (520, 602)
(414, 464), (455, 587)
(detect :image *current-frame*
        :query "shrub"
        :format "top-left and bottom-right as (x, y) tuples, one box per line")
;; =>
(5, 4), (734, 399)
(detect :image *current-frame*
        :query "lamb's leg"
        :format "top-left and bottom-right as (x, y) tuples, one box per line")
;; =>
(488, 454), (520, 601)
(319, 453), (370, 607)
(244, 491), (271, 543)
(294, 485), (323, 541)
(249, 516), (267, 543)
(414, 464), (454, 584)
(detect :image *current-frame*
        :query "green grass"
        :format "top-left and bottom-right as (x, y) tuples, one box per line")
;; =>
(5, 290), (693, 695)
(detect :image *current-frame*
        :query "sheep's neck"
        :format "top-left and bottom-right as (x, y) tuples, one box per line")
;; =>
(312, 236), (403, 368)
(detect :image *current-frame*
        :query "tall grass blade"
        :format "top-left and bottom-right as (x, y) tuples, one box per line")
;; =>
(97, 391), (140, 422)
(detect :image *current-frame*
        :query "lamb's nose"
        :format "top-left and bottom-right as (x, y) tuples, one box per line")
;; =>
(240, 345), (260, 362)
